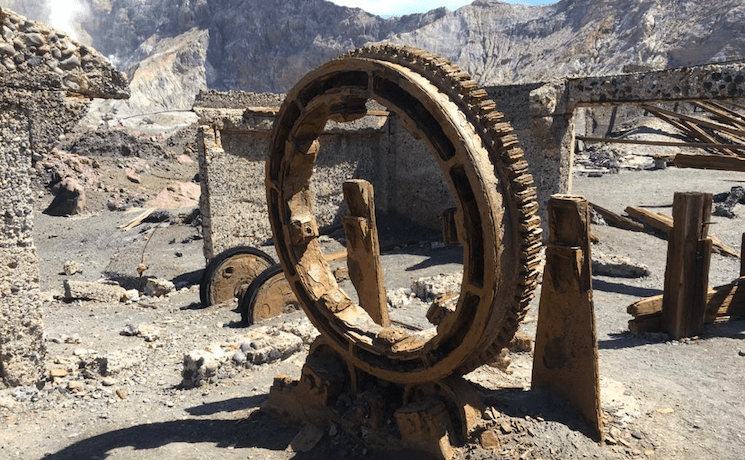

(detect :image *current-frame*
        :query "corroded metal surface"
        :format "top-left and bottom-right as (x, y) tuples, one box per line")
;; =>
(265, 44), (542, 384)
(200, 246), (275, 307)
(240, 264), (300, 324)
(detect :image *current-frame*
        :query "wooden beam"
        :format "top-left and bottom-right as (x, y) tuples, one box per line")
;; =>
(342, 180), (390, 327)
(532, 195), (603, 442)
(575, 136), (745, 151)
(628, 277), (745, 333)
(671, 152), (745, 172)
(661, 192), (713, 339)
(588, 202), (646, 232)
(624, 206), (673, 234)
(691, 101), (745, 130)
(643, 104), (745, 142)
(625, 205), (739, 258)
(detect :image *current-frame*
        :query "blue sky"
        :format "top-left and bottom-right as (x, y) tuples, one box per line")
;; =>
(327, 1), (555, 18)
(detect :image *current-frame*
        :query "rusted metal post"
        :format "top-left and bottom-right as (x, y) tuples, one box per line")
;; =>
(532, 194), (603, 442)
(342, 179), (390, 327)
(661, 192), (713, 339)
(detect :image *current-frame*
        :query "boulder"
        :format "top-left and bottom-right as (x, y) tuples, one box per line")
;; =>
(45, 177), (85, 216)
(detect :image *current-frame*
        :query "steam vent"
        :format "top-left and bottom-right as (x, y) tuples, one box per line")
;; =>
(0, 7), (128, 387)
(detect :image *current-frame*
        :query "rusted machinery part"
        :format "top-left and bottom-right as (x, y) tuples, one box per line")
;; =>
(199, 246), (276, 308)
(239, 263), (301, 325)
(265, 44), (542, 384)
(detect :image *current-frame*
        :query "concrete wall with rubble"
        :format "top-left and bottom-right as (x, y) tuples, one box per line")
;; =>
(196, 62), (745, 261)
(0, 8), (128, 387)
(195, 90), (456, 260)
(195, 91), (449, 260)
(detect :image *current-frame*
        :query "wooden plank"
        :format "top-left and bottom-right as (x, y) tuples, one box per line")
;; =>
(625, 205), (739, 258)
(691, 101), (745, 130)
(628, 277), (745, 333)
(671, 152), (745, 172)
(627, 295), (664, 317)
(588, 202), (646, 232)
(643, 104), (745, 143)
(119, 208), (156, 231)
(575, 136), (745, 152)
(532, 195), (603, 442)
(678, 119), (739, 156)
(342, 180), (390, 327)
(624, 206), (673, 234)
(643, 104), (741, 155)
(661, 192), (713, 339)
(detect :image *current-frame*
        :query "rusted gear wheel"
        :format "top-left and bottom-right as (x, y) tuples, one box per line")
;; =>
(266, 45), (542, 384)
(199, 246), (276, 307)
(239, 264), (300, 325)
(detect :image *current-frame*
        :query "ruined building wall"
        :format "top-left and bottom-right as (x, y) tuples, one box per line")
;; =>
(0, 8), (128, 387)
(196, 97), (407, 260)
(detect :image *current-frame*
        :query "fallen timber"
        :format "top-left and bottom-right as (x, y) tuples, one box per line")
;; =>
(624, 206), (739, 258)
(628, 277), (745, 334)
(586, 203), (739, 258)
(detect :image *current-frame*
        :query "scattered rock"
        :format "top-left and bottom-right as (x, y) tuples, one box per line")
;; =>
(487, 348), (513, 374)
(63, 260), (81, 276)
(120, 324), (139, 337)
(144, 278), (175, 297)
(64, 280), (126, 302)
(412, 272), (463, 301)
(480, 429), (501, 449)
(288, 423), (324, 453)
(236, 328), (303, 366)
(182, 349), (221, 388)
(49, 368), (68, 378)
(45, 177), (86, 216)
(592, 250), (651, 278)
(122, 289), (140, 302)
(119, 324), (160, 342)
(126, 171), (142, 183)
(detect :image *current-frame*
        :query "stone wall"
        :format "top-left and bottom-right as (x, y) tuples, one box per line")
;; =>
(0, 8), (128, 387)
(195, 62), (745, 263)
(194, 92), (439, 260)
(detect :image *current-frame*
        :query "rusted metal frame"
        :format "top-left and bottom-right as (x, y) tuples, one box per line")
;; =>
(265, 47), (539, 384)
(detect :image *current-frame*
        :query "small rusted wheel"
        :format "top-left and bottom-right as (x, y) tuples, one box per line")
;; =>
(266, 45), (542, 384)
(199, 246), (275, 307)
(239, 264), (300, 325)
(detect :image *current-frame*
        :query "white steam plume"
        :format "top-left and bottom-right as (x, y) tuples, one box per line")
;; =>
(47, 0), (88, 40)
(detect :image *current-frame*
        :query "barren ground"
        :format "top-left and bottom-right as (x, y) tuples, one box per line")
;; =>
(1, 126), (744, 460)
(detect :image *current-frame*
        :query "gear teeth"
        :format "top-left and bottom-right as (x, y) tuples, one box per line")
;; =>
(337, 44), (544, 375)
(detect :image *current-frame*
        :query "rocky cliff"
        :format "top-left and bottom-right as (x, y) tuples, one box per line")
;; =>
(4, 0), (744, 113)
